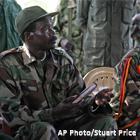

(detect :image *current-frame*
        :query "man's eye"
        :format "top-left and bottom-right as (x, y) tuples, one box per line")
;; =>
(45, 28), (49, 33)
(40, 27), (47, 32)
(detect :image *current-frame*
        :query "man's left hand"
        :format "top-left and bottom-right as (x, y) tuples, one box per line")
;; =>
(94, 88), (114, 105)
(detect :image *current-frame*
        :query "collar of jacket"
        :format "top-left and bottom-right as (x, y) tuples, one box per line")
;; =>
(20, 44), (36, 65)
(20, 44), (59, 67)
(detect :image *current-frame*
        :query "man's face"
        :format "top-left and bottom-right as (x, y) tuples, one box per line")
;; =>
(30, 16), (57, 50)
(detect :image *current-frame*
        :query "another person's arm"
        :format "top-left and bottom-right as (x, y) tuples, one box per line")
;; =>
(110, 52), (140, 118)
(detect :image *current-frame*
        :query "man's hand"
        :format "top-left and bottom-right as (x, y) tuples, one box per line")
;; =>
(58, 38), (74, 51)
(94, 88), (114, 105)
(52, 95), (83, 120)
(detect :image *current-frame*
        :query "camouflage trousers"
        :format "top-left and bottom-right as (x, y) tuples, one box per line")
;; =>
(15, 122), (58, 140)
(13, 109), (118, 140)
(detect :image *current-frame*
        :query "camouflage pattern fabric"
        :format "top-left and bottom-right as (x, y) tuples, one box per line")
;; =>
(110, 47), (140, 140)
(56, 0), (84, 75)
(0, 45), (118, 140)
(136, 0), (140, 12)
(57, 112), (118, 140)
(15, 122), (58, 140)
(76, 0), (136, 74)
(0, 45), (84, 139)
(0, 0), (22, 52)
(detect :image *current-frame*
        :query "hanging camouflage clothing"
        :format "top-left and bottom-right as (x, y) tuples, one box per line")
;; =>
(136, 0), (140, 12)
(76, 0), (136, 73)
(56, 0), (84, 75)
(0, 0), (22, 52)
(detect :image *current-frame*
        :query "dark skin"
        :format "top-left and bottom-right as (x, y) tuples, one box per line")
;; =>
(23, 16), (114, 118)
(24, 16), (57, 59)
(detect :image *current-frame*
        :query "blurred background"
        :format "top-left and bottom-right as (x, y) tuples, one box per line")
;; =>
(16, 0), (60, 12)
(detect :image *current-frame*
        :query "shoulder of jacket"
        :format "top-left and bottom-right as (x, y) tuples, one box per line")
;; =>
(0, 47), (22, 59)
(0, 47), (23, 67)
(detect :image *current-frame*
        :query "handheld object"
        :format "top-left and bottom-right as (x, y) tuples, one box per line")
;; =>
(72, 83), (97, 103)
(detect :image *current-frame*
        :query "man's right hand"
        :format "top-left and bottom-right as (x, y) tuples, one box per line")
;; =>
(52, 96), (83, 120)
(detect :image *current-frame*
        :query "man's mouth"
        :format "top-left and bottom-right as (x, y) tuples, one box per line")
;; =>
(51, 36), (57, 44)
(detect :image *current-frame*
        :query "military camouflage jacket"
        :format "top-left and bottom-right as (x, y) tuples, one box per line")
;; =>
(111, 47), (140, 131)
(0, 0), (22, 52)
(76, 0), (136, 68)
(0, 45), (85, 127)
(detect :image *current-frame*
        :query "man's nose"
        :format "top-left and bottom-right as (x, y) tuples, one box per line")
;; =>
(48, 27), (55, 36)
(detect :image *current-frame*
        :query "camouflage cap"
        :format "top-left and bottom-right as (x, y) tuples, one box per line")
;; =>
(15, 6), (58, 36)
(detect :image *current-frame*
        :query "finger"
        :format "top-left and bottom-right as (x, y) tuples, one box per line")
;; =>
(108, 92), (114, 98)
(98, 88), (113, 94)
(98, 99), (108, 105)
(60, 102), (79, 111)
(102, 96), (111, 102)
(67, 103), (81, 110)
(97, 95), (110, 103)
(102, 92), (114, 98)
(63, 95), (78, 103)
(95, 99), (103, 105)
(102, 92), (113, 100)
(98, 90), (114, 98)
(78, 100), (88, 108)
(96, 92), (109, 99)
(95, 96), (111, 105)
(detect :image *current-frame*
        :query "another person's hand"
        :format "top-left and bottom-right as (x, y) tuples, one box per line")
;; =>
(94, 88), (114, 106)
(58, 38), (74, 51)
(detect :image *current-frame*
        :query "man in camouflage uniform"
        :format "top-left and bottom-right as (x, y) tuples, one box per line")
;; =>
(76, 0), (136, 73)
(110, 14), (140, 140)
(56, 0), (84, 75)
(0, 0), (22, 52)
(0, 6), (118, 140)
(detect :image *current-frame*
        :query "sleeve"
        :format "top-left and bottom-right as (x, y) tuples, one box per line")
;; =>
(0, 63), (37, 127)
(66, 64), (85, 97)
(110, 62), (123, 113)
(75, 0), (91, 30)
(110, 53), (139, 116)
(110, 49), (131, 112)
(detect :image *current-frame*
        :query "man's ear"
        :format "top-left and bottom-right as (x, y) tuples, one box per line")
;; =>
(24, 32), (34, 41)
